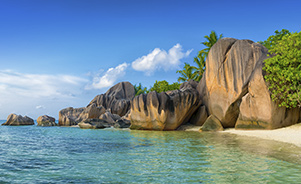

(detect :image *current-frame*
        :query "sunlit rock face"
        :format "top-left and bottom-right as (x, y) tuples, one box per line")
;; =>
(2, 114), (34, 126)
(130, 80), (200, 131)
(198, 38), (300, 129)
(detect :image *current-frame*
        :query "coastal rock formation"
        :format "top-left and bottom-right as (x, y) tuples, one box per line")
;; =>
(198, 38), (300, 129)
(88, 82), (135, 117)
(189, 105), (208, 126)
(200, 115), (224, 132)
(59, 104), (106, 126)
(130, 80), (200, 130)
(235, 63), (300, 129)
(37, 115), (57, 126)
(58, 107), (85, 126)
(78, 119), (108, 129)
(2, 114), (34, 126)
(58, 82), (135, 126)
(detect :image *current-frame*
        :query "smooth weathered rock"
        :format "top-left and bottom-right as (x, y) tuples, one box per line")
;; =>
(198, 38), (267, 128)
(235, 62), (300, 129)
(189, 105), (208, 126)
(130, 80), (200, 130)
(200, 115), (224, 132)
(197, 37), (300, 129)
(99, 111), (119, 126)
(88, 82), (135, 117)
(2, 114), (34, 126)
(58, 107), (85, 126)
(78, 119), (108, 129)
(37, 115), (57, 126)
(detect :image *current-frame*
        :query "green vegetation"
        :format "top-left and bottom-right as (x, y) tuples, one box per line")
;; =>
(134, 80), (180, 96)
(263, 30), (301, 108)
(176, 63), (198, 82)
(259, 29), (290, 51)
(134, 83), (149, 96)
(149, 80), (180, 93)
(177, 31), (223, 82)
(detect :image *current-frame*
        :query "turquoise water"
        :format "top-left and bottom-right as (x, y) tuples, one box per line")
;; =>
(1, 121), (301, 183)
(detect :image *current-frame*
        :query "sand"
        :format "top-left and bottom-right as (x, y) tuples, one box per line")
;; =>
(223, 123), (301, 147)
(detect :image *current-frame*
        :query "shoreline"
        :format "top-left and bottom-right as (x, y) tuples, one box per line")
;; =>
(222, 123), (301, 147)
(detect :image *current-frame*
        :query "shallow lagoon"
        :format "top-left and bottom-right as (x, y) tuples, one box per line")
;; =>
(1, 122), (301, 183)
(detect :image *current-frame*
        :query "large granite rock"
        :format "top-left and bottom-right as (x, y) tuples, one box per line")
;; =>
(59, 104), (106, 126)
(2, 114), (34, 126)
(37, 115), (57, 126)
(235, 62), (300, 129)
(58, 82), (135, 126)
(198, 38), (300, 129)
(58, 107), (85, 126)
(88, 82), (135, 117)
(130, 80), (200, 130)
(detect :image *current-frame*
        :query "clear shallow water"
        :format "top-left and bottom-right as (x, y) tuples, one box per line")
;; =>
(1, 121), (301, 183)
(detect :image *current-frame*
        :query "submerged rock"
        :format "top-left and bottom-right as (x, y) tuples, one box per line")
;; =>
(2, 114), (34, 126)
(37, 115), (57, 126)
(130, 80), (200, 130)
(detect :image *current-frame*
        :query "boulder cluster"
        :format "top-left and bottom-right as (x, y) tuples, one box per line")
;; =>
(2, 38), (300, 130)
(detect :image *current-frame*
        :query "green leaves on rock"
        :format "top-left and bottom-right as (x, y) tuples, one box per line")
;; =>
(263, 31), (301, 108)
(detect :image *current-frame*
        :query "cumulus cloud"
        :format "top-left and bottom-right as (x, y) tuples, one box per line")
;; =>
(86, 62), (128, 90)
(131, 44), (192, 75)
(0, 70), (88, 98)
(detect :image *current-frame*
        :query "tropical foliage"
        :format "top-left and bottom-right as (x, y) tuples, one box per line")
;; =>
(134, 80), (181, 96)
(134, 83), (148, 96)
(177, 31), (223, 82)
(259, 29), (290, 51)
(263, 31), (301, 108)
(176, 63), (198, 82)
(149, 80), (181, 93)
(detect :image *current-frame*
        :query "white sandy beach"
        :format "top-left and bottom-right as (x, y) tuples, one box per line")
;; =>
(223, 123), (301, 147)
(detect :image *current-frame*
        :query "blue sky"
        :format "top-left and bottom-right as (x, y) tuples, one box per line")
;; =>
(0, 0), (300, 119)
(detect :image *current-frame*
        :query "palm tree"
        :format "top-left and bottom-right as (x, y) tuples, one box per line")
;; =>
(191, 54), (206, 82)
(134, 83), (148, 96)
(176, 63), (197, 82)
(200, 31), (223, 58)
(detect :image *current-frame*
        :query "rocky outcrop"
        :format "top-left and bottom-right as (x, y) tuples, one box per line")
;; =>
(130, 80), (200, 130)
(198, 38), (300, 129)
(2, 114), (34, 126)
(200, 115), (224, 132)
(235, 62), (300, 129)
(78, 119), (108, 129)
(37, 115), (57, 126)
(59, 104), (106, 126)
(88, 82), (135, 117)
(59, 82), (135, 126)
(58, 107), (85, 126)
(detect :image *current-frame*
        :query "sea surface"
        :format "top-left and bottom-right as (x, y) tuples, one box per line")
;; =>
(1, 120), (301, 183)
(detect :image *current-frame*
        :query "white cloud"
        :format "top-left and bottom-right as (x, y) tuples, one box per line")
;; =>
(131, 44), (192, 75)
(86, 62), (128, 90)
(0, 70), (88, 98)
